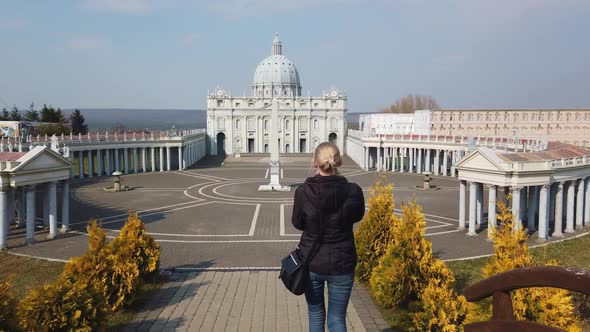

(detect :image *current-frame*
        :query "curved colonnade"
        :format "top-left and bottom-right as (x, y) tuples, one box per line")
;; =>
(0, 129), (208, 249)
(346, 129), (590, 241)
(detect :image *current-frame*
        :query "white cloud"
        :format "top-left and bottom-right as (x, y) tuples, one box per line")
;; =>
(66, 37), (109, 50)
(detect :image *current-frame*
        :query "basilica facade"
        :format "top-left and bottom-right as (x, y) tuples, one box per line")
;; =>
(206, 34), (346, 155)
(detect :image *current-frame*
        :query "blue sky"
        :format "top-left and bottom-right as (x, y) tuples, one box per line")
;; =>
(1, 0), (589, 112)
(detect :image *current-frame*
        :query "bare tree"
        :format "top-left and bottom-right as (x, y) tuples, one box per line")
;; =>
(382, 94), (440, 113)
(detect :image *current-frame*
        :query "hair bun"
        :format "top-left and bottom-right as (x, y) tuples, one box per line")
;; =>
(328, 157), (335, 166)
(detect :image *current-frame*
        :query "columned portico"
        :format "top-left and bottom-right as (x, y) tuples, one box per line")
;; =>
(105, 149), (111, 175)
(97, 149), (103, 176)
(142, 148), (147, 172)
(178, 146), (183, 170)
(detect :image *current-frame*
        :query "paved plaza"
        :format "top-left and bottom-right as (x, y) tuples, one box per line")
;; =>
(8, 154), (587, 331)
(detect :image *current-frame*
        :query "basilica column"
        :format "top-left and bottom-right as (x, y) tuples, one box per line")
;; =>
(178, 146), (183, 170)
(151, 147), (156, 172)
(105, 149), (111, 175)
(458, 180), (466, 230)
(307, 116), (312, 153)
(123, 148), (129, 174)
(25, 185), (36, 245)
(527, 186), (538, 231)
(0, 186), (7, 249)
(565, 181), (575, 233)
(576, 178), (584, 229)
(97, 149), (103, 176)
(133, 148), (138, 173)
(48, 181), (57, 239)
(78, 150), (84, 179)
(537, 184), (550, 241)
(552, 183), (564, 237)
(60, 181), (69, 232)
(166, 147), (171, 171)
(159, 147), (164, 172)
(88, 150), (93, 178)
(512, 186), (522, 231)
(487, 185), (497, 240)
(114, 148), (120, 172)
(468, 181), (477, 236)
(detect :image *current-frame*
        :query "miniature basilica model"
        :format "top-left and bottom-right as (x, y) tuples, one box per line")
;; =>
(207, 33), (347, 155)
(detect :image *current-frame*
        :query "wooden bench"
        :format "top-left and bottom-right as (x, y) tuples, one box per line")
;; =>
(463, 266), (590, 332)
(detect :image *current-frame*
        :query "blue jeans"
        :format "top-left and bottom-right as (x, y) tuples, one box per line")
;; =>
(304, 271), (355, 332)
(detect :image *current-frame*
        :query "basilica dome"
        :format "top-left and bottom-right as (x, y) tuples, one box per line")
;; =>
(252, 33), (302, 98)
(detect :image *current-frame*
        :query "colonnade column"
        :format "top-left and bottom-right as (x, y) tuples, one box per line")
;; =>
(48, 181), (57, 239)
(151, 147), (156, 172)
(434, 150), (440, 175)
(376, 147), (382, 171)
(417, 149), (423, 173)
(391, 148), (396, 171)
(553, 182), (564, 237)
(565, 181), (575, 233)
(0, 186), (7, 249)
(576, 179), (584, 229)
(105, 149), (111, 175)
(400, 148), (405, 172)
(123, 148), (129, 174)
(537, 184), (550, 241)
(408, 148), (414, 173)
(97, 149), (103, 176)
(78, 150), (84, 179)
(512, 186), (522, 231)
(60, 181), (69, 232)
(178, 146), (183, 170)
(17, 188), (24, 228)
(114, 148), (120, 172)
(458, 180), (466, 230)
(25, 185), (36, 245)
(142, 148), (147, 172)
(585, 177), (590, 226)
(442, 150), (448, 176)
(364, 147), (369, 171)
(166, 147), (171, 171)
(88, 150), (93, 178)
(487, 185), (497, 240)
(159, 147), (164, 172)
(527, 186), (538, 231)
(133, 148), (138, 173)
(450, 151), (457, 176)
(425, 149), (431, 172)
(468, 181), (477, 236)
(476, 183), (483, 227)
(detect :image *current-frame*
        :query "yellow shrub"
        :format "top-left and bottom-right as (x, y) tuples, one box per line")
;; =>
(18, 277), (107, 332)
(111, 213), (161, 281)
(355, 180), (396, 282)
(0, 276), (16, 330)
(369, 200), (434, 307)
(62, 220), (140, 311)
(411, 261), (468, 332)
(467, 200), (582, 331)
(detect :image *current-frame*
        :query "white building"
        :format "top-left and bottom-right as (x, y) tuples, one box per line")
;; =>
(359, 110), (431, 136)
(207, 33), (347, 155)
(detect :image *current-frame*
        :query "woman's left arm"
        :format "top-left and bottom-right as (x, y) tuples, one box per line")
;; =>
(291, 186), (305, 230)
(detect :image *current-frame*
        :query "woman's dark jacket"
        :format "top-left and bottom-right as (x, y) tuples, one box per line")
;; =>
(292, 175), (365, 275)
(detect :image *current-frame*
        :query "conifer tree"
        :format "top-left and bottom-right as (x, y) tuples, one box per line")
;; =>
(354, 180), (396, 282)
(70, 109), (88, 134)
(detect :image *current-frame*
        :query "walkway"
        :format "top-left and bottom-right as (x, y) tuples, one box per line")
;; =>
(123, 270), (390, 332)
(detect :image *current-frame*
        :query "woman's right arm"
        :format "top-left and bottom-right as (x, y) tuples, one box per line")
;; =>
(291, 186), (305, 230)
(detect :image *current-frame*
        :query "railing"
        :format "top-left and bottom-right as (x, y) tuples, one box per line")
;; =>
(463, 266), (590, 332)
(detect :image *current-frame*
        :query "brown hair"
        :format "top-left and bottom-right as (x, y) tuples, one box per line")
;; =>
(314, 142), (342, 176)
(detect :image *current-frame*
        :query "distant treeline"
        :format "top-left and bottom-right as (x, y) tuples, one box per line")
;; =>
(1, 103), (88, 136)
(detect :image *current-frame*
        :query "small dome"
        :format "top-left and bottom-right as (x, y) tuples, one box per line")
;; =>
(252, 34), (301, 98)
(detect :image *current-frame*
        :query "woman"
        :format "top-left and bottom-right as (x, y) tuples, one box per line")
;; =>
(292, 142), (365, 332)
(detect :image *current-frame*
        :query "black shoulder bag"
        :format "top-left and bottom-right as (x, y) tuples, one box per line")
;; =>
(278, 209), (325, 296)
